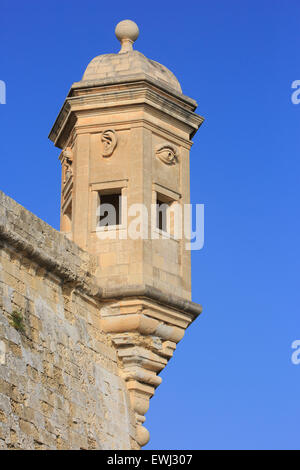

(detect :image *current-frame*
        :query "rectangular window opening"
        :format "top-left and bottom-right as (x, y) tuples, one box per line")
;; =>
(156, 192), (173, 233)
(98, 190), (122, 227)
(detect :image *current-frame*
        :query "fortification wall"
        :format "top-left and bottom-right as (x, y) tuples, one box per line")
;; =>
(0, 191), (135, 449)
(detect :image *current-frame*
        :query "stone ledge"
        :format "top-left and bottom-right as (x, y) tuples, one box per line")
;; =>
(71, 74), (197, 107)
(102, 284), (202, 321)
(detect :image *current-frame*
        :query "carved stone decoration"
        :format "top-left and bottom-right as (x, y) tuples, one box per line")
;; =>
(62, 147), (73, 183)
(155, 144), (178, 165)
(101, 129), (117, 157)
(100, 297), (197, 448)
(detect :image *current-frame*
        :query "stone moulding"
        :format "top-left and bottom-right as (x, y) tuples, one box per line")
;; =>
(102, 284), (202, 318)
(48, 80), (204, 149)
(100, 297), (199, 447)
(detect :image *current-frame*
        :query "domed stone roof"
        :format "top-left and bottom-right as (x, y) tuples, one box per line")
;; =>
(82, 51), (182, 93)
(81, 20), (182, 94)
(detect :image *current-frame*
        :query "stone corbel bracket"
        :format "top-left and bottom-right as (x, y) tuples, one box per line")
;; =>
(100, 297), (198, 448)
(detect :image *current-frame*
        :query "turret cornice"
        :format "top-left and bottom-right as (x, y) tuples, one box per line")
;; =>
(49, 80), (204, 149)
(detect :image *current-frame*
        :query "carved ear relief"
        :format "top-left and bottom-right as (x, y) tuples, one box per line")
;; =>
(155, 144), (178, 165)
(101, 129), (117, 157)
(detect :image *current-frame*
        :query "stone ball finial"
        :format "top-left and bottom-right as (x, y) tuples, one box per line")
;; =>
(115, 20), (139, 53)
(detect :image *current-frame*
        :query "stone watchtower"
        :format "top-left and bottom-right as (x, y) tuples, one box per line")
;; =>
(49, 20), (203, 447)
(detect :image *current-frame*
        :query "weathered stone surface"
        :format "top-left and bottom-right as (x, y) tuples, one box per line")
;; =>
(0, 194), (134, 450)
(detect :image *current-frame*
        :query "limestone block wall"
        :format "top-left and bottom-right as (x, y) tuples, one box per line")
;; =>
(0, 191), (135, 449)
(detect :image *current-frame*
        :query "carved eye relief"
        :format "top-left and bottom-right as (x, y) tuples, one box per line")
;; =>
(101, 129), (117, 157)
(155, 145), (178, 165)
(61, 147), (73, 166)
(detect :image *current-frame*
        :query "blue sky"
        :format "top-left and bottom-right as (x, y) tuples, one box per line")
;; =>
(1, 0), (299, 450)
